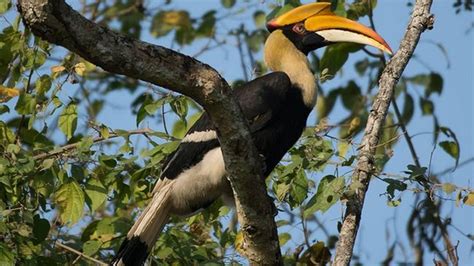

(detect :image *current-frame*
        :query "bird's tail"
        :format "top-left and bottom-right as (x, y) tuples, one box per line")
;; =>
(111, 180), (174, 266)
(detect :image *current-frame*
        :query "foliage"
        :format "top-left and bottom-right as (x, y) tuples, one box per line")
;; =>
(0, 0), (472, 265)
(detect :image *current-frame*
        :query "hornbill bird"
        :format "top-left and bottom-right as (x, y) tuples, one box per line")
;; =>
(112, 3), (392, 265)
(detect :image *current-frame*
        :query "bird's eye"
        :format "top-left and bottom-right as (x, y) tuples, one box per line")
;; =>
(292, 23), (306, 34)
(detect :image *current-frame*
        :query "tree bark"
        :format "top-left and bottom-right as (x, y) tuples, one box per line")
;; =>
(17, 1), (282, 264)
(333, 0), (434, 265)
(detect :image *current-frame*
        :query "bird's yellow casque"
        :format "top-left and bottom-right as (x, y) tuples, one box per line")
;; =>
(267, 2), (393, 55)
(267, 2), (333, 28)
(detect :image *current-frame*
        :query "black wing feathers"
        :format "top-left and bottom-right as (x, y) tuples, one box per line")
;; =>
(160, 113), (219, 180)
(234, 72), (291, 132)
(160, 72), (292, 180)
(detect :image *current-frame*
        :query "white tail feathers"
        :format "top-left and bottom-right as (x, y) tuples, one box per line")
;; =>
(112, 179), (174, 266)
(129, 180), (174, 246)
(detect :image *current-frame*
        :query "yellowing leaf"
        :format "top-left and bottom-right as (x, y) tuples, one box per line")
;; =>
(74, 62), (86, 76)
(338, 141), (349, 158)
(463, 192), (474, 206)
(442, 183), (456, 194)
(58, 103), (77, 140)
(151, 10), (191, 37)
(279, 232), (291, 246)
(163, 11), (190, 26)
(348, 116), (361, 134)
(54, 181), (85, 225)
(234, 231), (245, 255)
(100, 125), (110, 139)
(0, 85), (20, 103)
(51, 65), (66, 73)
(299, 241), (332, 265)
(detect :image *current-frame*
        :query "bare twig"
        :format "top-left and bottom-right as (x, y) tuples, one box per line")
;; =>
(235, 27), (249, 82)
(434, 157), (474, 176)
(33, 128), (156, 160)
(333, 0), (435, 264)
(55, 242), (107, 265)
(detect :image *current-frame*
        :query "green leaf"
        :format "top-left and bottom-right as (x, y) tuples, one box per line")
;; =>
(197, 11), (216, 37)
(304, 175), (345, 217)
(407, 72), (443, 97)
(58, 103), (77, 140)
(401, 93), (414, 123)
(332, 0), (347, 17)
(383, 178), (407, 198)
(100, 125), (110, 139)
(54, 180), (85, 225)
(0, 243), (14, 265)
(347, 0), (377, 20)
(15, 93), (37, 115)
(427, 72), (443, 96)
(175, 27), (195, 45)
(0, 0), (12, 14)
(221, 0), (235, 8)
(41, 158), (55, 170)
(170, 96), (188, 120)
(6, 143), (19, 154)
(99, 155), (117, 168)
(83, 240), (102, 256)
(320, 43), (361, 78)
(274, 182), (290, 202)
(439, 141), (459, 162)
(35, 75), (52, 95)
(341, 81), (363, 112)
(0, 104), (9, 115)
(33, 214), (50, 244)
(419, 98), (434, 115)
(151, 10), (191, 37)
(253, 11), (266, 27)
(317, 88), (340, 119)
(137, 95), (152, 126)
(354, 58), (369, 76)
(437, 126), (460, 166)
(85, 178), (108, 212)
(246, 30), (266, 53)
(289, 169), (308, 206)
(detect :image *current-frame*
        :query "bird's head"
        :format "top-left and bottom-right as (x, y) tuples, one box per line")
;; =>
(266, 2), (392, 55)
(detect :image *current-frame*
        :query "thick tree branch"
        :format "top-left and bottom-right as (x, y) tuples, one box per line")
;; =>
(17, 0), (281, 264)
(334, 0), (434, 264)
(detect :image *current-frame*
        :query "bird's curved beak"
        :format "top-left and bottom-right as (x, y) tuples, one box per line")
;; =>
(267, 3), (393, 55)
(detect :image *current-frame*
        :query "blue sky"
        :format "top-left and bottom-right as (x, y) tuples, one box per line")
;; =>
(2, 0), (473, 264)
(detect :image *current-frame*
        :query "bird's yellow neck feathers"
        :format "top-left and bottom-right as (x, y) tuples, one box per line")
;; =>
(264, 30), (317, 107)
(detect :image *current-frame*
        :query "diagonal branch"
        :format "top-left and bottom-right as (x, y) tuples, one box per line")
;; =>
(55, 242), (107, 266)
(17, 0), (281, 264)
(334, 0), (435, 264)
